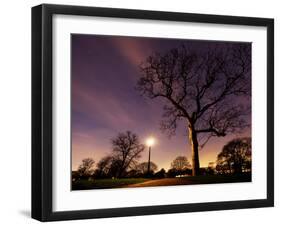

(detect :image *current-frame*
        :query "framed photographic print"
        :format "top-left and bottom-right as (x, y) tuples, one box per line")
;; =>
(32, 4), (274, 221)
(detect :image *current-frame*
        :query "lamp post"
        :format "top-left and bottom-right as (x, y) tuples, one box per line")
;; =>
(146, 137), (155, 175)
(148, 146), (151, 174)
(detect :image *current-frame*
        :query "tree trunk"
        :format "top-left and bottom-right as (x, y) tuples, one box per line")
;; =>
(188, 124), (200, 176)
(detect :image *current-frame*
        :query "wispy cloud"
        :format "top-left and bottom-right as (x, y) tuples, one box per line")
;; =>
(112, 36), (152, 67)
(72, 81), (136, 129)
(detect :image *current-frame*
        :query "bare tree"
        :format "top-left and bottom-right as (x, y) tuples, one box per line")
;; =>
(216, 137), (251, 174)
(77, 158), (95, 178)
(171, 156), (191, 171)
(137, 43), (251, 175)
(111, 131), (145, 177)
(94, 155), (113, 178)
(136, 161), (158, 174)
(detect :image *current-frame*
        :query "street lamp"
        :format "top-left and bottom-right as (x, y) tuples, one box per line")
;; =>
(146, 137), (155, 175)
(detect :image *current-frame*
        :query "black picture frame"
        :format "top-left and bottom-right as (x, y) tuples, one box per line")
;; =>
(32, 4), (274, 222)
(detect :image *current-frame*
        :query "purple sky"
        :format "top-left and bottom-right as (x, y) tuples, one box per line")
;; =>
(71, 34), (251, 171)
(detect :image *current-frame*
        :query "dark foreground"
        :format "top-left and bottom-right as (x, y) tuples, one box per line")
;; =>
(72, 174), (251, 190)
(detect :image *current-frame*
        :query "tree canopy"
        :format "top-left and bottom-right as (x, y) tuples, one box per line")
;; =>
(216, 137), (251, 174)
(77, 158), (95, 177)
(136, 161), (158, 174)
(111, 131), (145, 177)
(171, 156), (191, 171)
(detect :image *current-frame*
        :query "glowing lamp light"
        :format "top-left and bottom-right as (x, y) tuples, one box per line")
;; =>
(146, 137), (155, 147)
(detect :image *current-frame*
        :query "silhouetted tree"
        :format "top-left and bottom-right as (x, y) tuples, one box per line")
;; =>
(215, 161), (232, 174)
(216, 137), (251, 174)
(111, 131), (145, 178)
(108, 159), (124, 178)
(167, 168), (178, 178)
(72, 171), (80, 181)
(94, 155), (113, 178)
(206, 162), (216, 175)
(77, 158), (95, 178)
(171, 156), (191, 171)
(137, 44), (251, 175)
(154, 168), (166, 178)
(136, 161), (158, 175)
(126, 169), (141, 178)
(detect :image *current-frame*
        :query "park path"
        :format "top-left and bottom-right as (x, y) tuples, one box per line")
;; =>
(125, 178), (196, 188)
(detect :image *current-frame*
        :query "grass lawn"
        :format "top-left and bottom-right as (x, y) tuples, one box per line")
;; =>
(72, 173), (251, 190)
(72, 178), (150, 190)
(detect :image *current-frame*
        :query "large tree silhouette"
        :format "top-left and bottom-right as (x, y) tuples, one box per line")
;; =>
(137, 43), (251, 176)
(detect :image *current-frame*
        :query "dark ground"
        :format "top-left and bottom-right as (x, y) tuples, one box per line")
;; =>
(72, 174), (251, 190)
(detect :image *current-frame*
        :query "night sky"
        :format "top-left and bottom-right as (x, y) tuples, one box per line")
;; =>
(71, 34), (251, 171)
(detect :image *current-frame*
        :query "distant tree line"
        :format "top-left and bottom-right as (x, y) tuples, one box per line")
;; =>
(72, 132), (251, 181)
